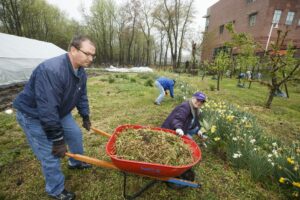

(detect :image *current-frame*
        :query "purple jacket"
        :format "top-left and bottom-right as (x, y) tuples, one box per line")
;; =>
(161, 101), (200, 132)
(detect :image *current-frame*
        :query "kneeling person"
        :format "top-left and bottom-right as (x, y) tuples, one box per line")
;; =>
(161, 92), (207, 140)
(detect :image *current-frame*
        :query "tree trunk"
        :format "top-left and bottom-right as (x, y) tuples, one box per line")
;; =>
(164, 41), (169, 66)
(265, 87), (276, 109)
(217, 72), (220, 91)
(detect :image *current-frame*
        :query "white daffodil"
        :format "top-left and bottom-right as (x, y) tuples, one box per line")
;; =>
(250, 139), (256, 144)
(233, 151), (242, 158)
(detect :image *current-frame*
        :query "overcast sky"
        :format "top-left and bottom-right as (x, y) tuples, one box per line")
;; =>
(46, 0), (219, 30)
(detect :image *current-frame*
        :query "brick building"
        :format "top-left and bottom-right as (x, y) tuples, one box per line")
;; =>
(201, 0), (300, 61)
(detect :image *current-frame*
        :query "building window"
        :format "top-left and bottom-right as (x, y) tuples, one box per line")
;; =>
(285, 11), (295, 25)
(298, 19), (300, 26)
(205, 17), (210, 31)
(246, 0), (256, 3)
(272, 10), (282, 24)
(249, 13), (257, 26)
(219, 25), (224, 34)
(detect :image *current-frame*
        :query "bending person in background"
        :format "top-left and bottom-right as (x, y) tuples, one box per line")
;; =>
(154, 76), (175, 105)
(13, 35), (96, 200)
(162, 92), (207, 141)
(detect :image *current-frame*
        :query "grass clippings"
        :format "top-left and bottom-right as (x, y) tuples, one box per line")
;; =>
(115, 128), (194, 166)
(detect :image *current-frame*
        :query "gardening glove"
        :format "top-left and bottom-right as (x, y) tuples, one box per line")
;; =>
(197, 130), (208, 142)
(176, 129), (184, 136)
(52, 139), (67, 158)
(82, 115), (91, 131)
(165, 91), (168, 96)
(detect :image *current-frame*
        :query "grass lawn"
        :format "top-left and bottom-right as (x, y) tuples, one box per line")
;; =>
(1, 70), (298, 199)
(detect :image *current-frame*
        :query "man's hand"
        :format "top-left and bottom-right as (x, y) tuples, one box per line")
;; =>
(52, 140), (67, 158)
(82, 116), (91, 131)
(165, 91), (168, 96)
(176, 129), (184, 136)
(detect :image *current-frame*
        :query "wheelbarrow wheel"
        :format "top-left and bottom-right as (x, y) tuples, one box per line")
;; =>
(165, 169), (195, 190)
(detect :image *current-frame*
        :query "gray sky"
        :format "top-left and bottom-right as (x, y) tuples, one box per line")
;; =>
(46, 0), (219, 30)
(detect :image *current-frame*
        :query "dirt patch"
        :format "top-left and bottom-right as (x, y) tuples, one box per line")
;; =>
(0, 84), (24, 111)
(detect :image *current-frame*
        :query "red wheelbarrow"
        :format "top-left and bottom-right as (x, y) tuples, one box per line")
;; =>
(66, 124), (202, 199)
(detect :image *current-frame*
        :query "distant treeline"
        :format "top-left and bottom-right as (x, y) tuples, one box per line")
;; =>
(0, 0), (199, 68)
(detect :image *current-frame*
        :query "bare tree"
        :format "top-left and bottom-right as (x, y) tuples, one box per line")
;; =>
(139, 0), (156, 66)
(0, 0), (23, 35)
(123, 0), (141, 65)
(153, 0), (194, 69)
(0, 0), (78, 50)
(264, 30), (300, 108)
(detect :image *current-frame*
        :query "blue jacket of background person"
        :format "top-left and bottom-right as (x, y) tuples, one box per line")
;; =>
(157, 77), (175, 98)
(13, 53), (89, 141)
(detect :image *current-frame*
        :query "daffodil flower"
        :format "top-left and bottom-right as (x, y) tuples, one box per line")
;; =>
(279, 177), (286, 184)
(211, 125), (216, 133)
(226, 115), (235, 122)
(292, 182), (300, 188)
(287, 157), (295, 165)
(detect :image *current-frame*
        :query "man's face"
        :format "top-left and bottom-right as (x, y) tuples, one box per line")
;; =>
(72, 40), (96, 68)
(191, 97), (204, 109)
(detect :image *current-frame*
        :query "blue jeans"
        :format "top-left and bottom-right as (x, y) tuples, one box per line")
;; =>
(16, 111), (84, 196)
(186, 126), (199, 140)
(155, 80), (165, 104)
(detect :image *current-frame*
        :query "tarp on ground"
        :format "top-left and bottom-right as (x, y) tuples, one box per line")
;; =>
(0, 33), (66, 87)
(105, 65), (153, 73)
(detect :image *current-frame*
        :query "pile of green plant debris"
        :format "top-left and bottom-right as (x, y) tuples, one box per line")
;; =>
(115, 128), (194, 166)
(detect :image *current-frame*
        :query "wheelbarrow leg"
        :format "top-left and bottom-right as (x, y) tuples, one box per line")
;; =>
(123, 172), (158, 200)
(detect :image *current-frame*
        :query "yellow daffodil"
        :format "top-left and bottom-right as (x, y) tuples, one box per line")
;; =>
(200, 127), (206, 133)
(245, 122), (252, 128)
(279, 177), (286, 184)
(287, 157), (295, 165)
(226, 115), (235, 122)
(214, 137), (221, 141)
(211, 125), (217, 133)
(292, 182), (300, 188)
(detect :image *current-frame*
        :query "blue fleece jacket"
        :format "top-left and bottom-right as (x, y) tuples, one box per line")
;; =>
(13, 53), (89, 141)
(157, 77), (175, 98)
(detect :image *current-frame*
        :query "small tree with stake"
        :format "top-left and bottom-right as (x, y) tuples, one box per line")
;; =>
(263, 30), (300, 108)
(212, 50), (231, 91)
(225, 23), (259, 88)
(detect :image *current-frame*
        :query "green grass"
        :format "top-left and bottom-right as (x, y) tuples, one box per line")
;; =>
(1, 71), (298, 199)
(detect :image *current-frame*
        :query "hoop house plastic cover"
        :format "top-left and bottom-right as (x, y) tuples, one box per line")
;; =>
(0, 33), (66, 88)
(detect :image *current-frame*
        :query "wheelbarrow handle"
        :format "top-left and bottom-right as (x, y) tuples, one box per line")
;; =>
(91, 127), (112, 138)
(65, 152), (118, 170)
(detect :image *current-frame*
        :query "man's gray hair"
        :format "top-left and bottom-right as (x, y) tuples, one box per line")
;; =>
(69, 35), (95, 50)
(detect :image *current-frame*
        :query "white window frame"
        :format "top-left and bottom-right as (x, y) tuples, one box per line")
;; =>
(249, 13), (257, 26)
(285, 11), (295, 25)
(247, 0), (256, 3)
(272, 10), (282, 24)
(219, 25), (224, 34)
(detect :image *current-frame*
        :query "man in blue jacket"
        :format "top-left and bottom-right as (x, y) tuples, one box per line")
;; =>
(162, 92), (207, 140)
(154, 76), (175, 105)
(13, 35), (96, 200)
